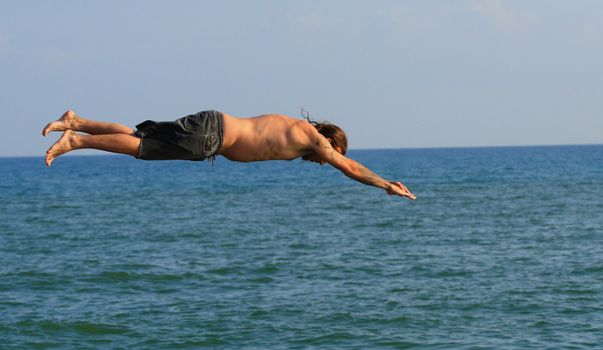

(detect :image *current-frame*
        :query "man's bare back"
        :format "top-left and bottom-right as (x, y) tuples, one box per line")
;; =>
(221, 113), (321, 162)
(42, 110), (416, 200)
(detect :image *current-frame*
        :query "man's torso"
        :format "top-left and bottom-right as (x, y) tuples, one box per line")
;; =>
(219, 113), (314, 162)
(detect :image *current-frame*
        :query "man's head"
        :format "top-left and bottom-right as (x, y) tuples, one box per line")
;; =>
(313, 122), (348, 155)
(302, 121), (348, 164)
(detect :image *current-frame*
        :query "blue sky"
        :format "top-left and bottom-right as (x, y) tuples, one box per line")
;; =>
(1, 0), (601, 157)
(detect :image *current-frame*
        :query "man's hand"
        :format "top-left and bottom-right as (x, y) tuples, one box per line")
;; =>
(386, 181), (416, 200)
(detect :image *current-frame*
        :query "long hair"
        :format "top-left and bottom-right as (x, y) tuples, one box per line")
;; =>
(301, 108), (348, 155)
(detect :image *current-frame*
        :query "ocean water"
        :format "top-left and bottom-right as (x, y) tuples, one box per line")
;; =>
(1, 145), (602, 349)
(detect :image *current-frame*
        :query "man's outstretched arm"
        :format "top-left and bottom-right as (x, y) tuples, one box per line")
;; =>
(312, 134), (416, 200)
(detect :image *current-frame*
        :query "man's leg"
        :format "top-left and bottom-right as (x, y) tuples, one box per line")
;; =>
(45, 130), (140, 166)
(42, 110), (134, 136)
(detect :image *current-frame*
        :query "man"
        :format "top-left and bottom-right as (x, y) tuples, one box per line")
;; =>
(43, 110), (416, 200)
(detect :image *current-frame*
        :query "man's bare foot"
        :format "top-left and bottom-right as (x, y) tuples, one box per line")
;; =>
(45, 130), (77, 166)
(42, 110), (80, 136)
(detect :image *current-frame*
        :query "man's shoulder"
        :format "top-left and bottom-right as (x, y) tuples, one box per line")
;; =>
(263, 114), (316, 133)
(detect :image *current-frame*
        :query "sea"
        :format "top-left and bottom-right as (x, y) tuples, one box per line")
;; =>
(1, 145), (602, 349)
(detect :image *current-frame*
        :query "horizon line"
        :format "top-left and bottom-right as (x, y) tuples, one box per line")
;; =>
(2, 142), (601, 160)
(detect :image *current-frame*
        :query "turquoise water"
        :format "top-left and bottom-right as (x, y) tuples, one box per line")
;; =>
(1, 145), (602, 349)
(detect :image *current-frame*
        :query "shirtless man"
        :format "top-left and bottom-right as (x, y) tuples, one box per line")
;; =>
(43, 110), (416, 199)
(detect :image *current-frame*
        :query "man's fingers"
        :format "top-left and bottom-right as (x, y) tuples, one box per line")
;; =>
(396, 182), (410, 193)
(399, 190), (416, 200)
(403, 190), (416, 200)
(387, 181), (415, 200)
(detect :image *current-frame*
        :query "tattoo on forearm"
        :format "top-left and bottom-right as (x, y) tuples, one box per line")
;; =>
(356, 164), (385, 187)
